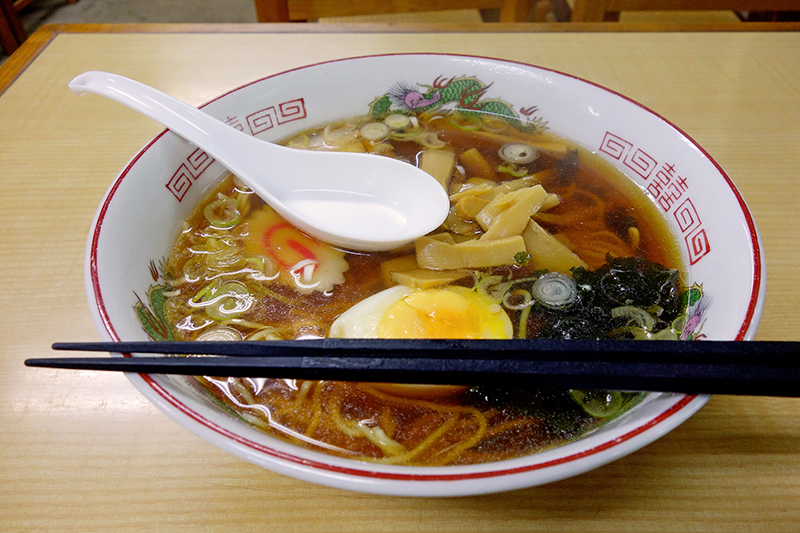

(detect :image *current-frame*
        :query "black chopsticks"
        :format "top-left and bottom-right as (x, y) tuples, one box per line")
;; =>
(23, 339), (800, 397)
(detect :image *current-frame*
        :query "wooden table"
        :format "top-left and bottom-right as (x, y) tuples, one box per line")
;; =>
(1, 22), (799, 532)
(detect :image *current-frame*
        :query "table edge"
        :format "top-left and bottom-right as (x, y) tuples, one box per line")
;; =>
(2, 21), (800, 95)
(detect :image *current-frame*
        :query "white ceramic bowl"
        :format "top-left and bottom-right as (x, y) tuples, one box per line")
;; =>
(85, 54), (765, 496)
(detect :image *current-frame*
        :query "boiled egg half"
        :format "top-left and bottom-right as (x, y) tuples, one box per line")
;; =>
(329, 284), (513, 398)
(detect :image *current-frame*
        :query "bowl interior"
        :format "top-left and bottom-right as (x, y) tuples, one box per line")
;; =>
(85, 54), (764, 496)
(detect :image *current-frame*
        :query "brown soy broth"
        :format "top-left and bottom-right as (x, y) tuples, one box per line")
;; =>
(197, 375), (596, 465)
(164, 183), (398, 338)
(539, 149), (681, 271)
(425, 114), (680, 271)
(159, 111), (682, 466)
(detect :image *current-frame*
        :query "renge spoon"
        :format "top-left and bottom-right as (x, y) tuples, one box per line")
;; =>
(68, 71), (450, 251)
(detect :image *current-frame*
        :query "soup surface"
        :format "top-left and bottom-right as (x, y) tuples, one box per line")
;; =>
(140, 109), (698, 466)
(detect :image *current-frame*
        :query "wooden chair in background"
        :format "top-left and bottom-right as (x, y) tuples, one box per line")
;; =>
(1, 0), (79, 55)
(0, 0), (27, 55)
(253, 0), (534, 22)
(571, 0), (800, 22)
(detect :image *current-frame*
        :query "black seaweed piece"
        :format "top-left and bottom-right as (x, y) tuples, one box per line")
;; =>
(604, 207), (638, 243)
(529, 256), (682, 340)
(546, 149), (580, 187)
(465, 387), (642, 430)
(465, 387), (591, 431)
(572, 255), (682, 316)
(465, 257), (681, 431)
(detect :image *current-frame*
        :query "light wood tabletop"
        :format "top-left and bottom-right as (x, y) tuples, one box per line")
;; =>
(1, 22), (799, 532)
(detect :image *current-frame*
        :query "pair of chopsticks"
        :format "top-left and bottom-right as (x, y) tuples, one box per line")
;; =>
(24, 339), (800, 397)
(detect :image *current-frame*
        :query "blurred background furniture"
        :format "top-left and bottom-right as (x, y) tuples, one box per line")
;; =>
(0, 0), (27, 54)
(571, 0), (800, 22)
(4, 0), (798, 59)
(253, 0), (535, 22)
(0, 0), (78, 55)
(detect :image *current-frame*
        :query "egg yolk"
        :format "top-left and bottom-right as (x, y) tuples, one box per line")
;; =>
(377, 286), (513, 339)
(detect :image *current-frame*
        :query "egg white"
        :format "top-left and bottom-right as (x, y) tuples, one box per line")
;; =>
(329, 285), (413, 339)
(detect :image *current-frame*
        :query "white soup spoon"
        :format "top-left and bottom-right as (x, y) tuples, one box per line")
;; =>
(68, 71), (449, 251)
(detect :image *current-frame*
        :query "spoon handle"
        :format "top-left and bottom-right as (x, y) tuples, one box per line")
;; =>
(68, 71), (284, 201)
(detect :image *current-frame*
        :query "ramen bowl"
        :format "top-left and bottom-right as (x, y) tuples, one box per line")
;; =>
(84, 54), (764, 496)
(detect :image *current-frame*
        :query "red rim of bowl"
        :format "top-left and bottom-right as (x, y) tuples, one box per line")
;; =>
(87, 53), (763, 483)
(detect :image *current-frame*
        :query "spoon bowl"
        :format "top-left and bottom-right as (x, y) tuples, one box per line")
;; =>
(68, 71), (449, 251)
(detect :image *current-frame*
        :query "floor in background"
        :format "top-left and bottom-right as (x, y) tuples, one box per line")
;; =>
(2, 0), (260, 63)
(19, 0), (259, 31)
(2, 0), (745, 63)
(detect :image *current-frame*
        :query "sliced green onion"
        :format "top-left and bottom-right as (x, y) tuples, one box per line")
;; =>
(182, 256), (206, 283)
(246, 256), (277, 280)
(608, 325), (649, 340)
(360, 122), (390, 141)
(418, 131), (447, 148)
(204, 195), (241, 229)
(502, 289), (534, 311)
(449, 113), (482, 131)
(480, 115), (510, 133)
(475, 274), (505, 303)
(517, 305), (532, 339)
(286, 133), (309, 148)
(611, 305), (654, 331)
(371, 143), (394, 155)
(191, 284), (215, 304)
(671, 315), (687, 334)
(499, 143), (538, 164)
(390, 128), (425, 141)
(531, 272), (577, 309)
(570, 390), (623, 418)
(499, 164), (528, 178)
(384, 113), (411, 130)
(232, 176), (251, 192)
(200, 281), (253, 321)
(651, 328), (679, 340)
(197, 326), (242, 342)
